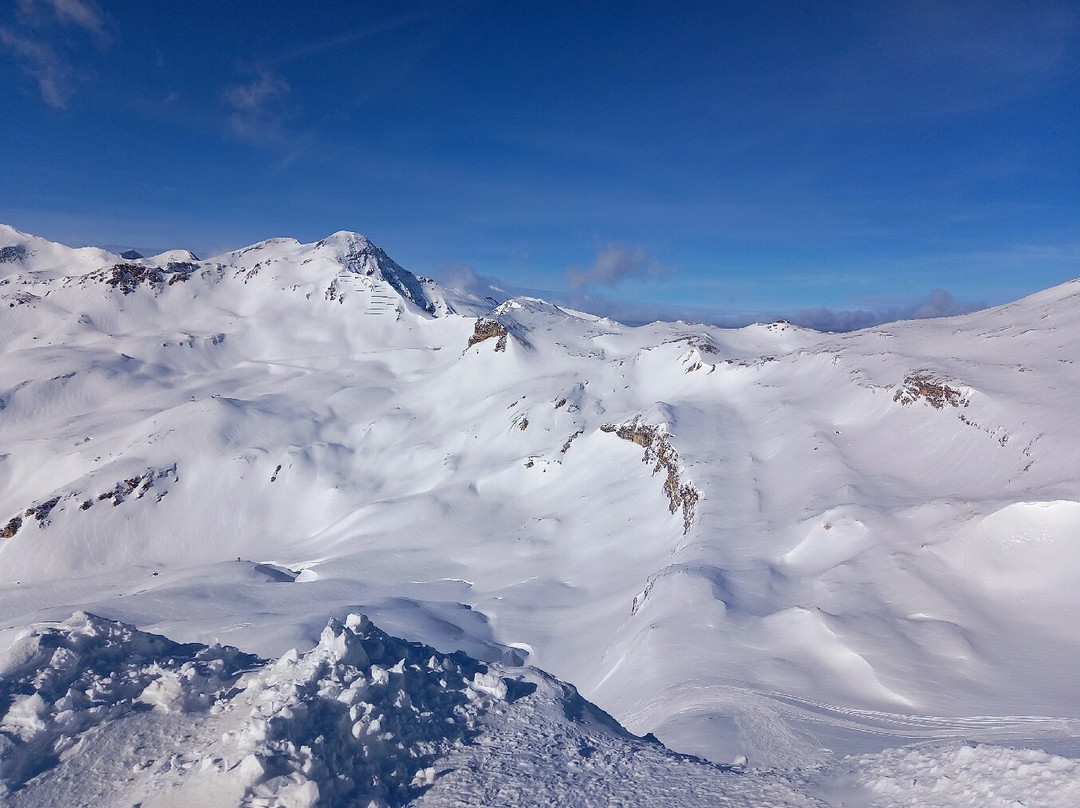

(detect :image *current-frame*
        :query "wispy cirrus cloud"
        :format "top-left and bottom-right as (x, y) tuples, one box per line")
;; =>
(269, 8), (439, 66)
(223, 70), (292, 142)
(2, 0), (110, 107)
(566, 244), (673, 291)
(0, 29), (71, 107)
(19, 0), (108, 39)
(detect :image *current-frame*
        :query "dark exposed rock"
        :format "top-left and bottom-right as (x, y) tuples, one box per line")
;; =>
(26, 496), (60, 526)
(631, 579), (654, 616)
(91, 261), (198, 295)
(8, 291), (40, 306)
(468, 318), (508, 351)
(1, 516), (21, 539)
(601, 419), (699, 534)
(119, 249), (143, 260)
(96, 465), (178, 506)
(0, 245), (28, 263)
(894, 371), (968, 409)
(665, 335), (718, 354)
(561, 430), (584, 454)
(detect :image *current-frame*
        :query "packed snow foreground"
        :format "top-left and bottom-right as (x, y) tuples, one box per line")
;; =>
(2, 224), (1080, 804)
(4, 612), (1076, 807)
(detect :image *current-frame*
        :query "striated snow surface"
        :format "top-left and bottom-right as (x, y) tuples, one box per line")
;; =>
(2, 225), (1080, 802)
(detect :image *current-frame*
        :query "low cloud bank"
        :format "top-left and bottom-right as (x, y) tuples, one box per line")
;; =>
(788, 289), (987, 332)
(433, 262), (987, 332)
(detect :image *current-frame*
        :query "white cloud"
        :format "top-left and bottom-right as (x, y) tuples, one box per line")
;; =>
(224, 70), (292, 141)
(29, 0), (107, 38)
(0, 27), (71, 107)
(432, 262), (507, 299)
(566, 244), (672, 290)
(2, 0), (109, 107)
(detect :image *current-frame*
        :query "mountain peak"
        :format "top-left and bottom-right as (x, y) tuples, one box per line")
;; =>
(309, 231), (450, 316)
(147, 249), (200, 263)
(315, 230), (376, 251)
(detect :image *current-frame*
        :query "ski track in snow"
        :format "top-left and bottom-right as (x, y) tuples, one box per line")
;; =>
(2, 223), (1080, 803)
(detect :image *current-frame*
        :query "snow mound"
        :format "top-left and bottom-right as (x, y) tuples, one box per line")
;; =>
(219, 612), (498, 806)
(0, 611), (258, 792)
(0, 612), (511, 807)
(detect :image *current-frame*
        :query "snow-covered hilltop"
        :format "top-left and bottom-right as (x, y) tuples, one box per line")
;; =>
(2, 225), (1080, 803)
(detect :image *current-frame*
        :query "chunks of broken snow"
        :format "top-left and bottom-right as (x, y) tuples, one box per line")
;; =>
(0, 611), (258, 792)
(0, 611), (504, 807)
(834, 742), (1080, 808)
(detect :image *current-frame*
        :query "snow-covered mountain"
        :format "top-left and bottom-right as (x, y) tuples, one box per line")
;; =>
(2, 224), (1080, 803)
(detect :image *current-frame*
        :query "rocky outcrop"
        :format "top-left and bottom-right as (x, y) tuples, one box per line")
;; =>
(2, 466), (178, 539)
(0, 245), (27, 263)
(1, 516), (21, 539)
(468, 318), (508, 351)
(25, 497), (60, 526)
(93, 465), (178, 507)
(893, 371), (969, 409)
(3, 497), (60, 538)
(601, 419), (699, 534)
(89, 262), (199, 295)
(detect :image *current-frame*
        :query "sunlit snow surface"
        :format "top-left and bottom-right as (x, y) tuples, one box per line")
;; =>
(2, 224), (1080, 803)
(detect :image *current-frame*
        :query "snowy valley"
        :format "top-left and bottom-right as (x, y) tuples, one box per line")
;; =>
(2, 223), (1080, 806)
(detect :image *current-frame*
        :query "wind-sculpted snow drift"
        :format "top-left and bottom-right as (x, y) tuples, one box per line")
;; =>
(2, 224), (1080, 802)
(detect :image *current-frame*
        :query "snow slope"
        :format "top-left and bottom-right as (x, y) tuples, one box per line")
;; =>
(2, 225), (1080, 800)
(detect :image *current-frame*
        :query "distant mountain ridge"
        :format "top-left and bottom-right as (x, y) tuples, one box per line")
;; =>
(0, 224), (454, 318)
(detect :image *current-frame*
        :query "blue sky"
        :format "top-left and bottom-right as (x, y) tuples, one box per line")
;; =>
(1, 1), (1077, 328)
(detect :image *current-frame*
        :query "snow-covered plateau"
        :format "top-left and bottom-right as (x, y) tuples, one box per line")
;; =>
(1, 223), (1079, 805)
